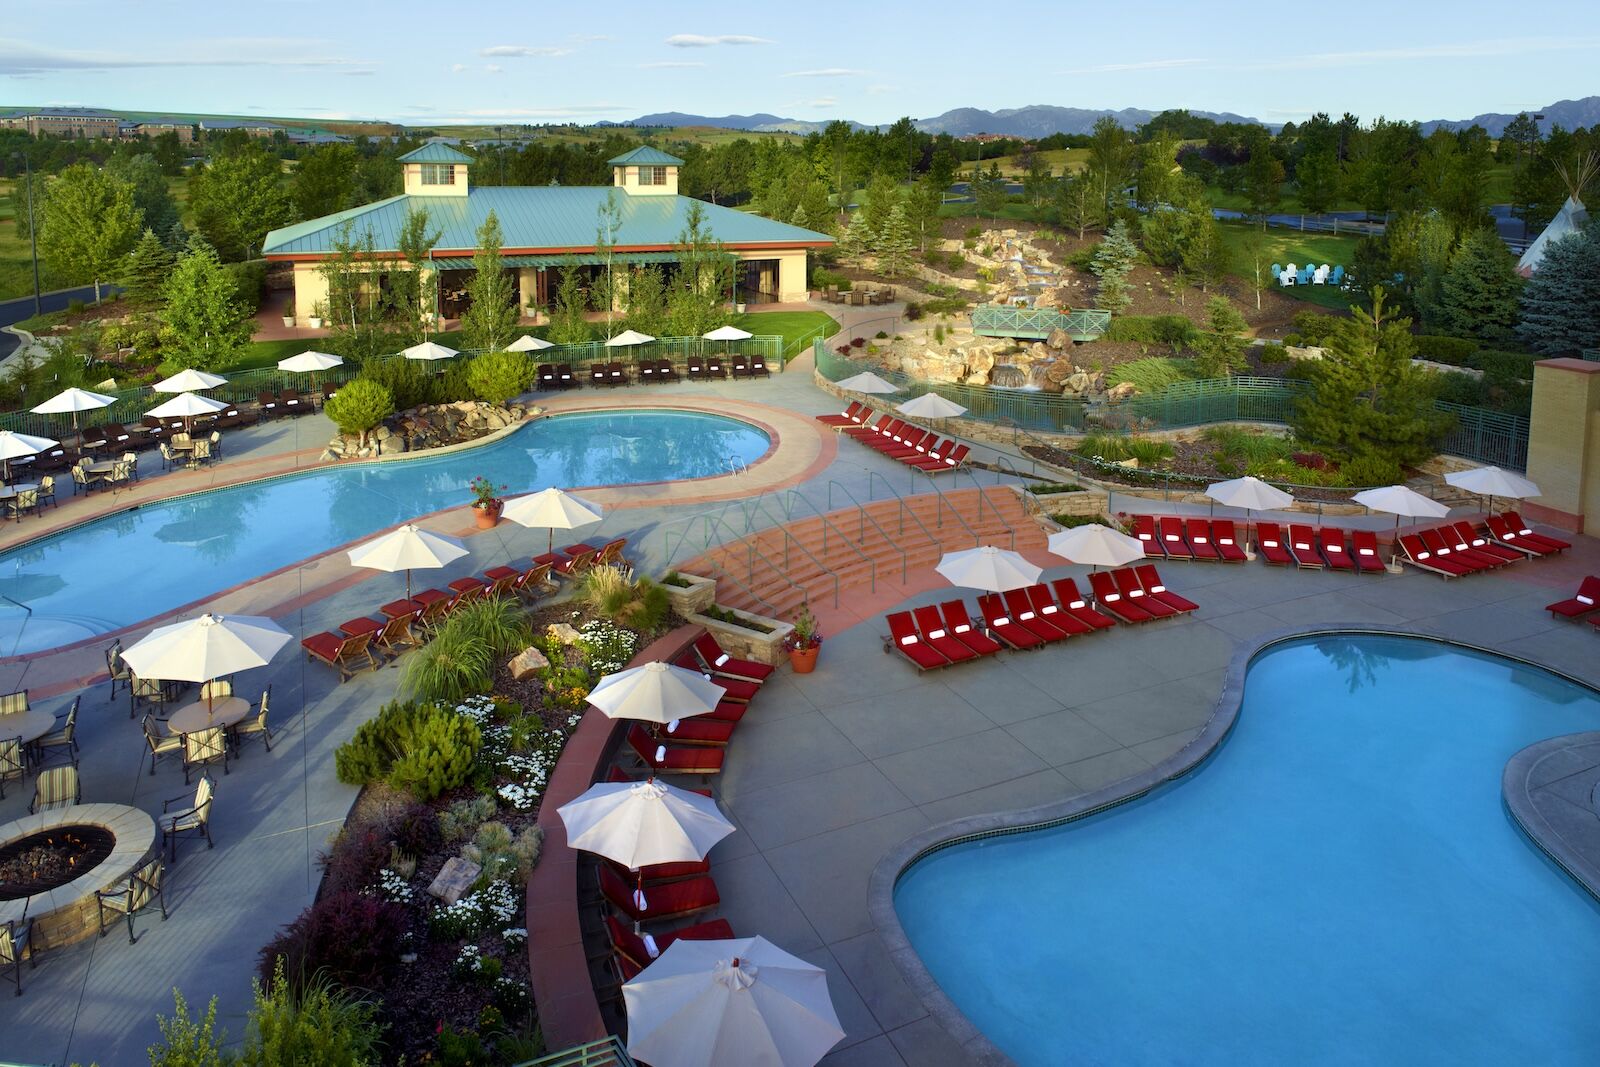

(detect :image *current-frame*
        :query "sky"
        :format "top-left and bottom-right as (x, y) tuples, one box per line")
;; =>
(1, 1), (1596, 127)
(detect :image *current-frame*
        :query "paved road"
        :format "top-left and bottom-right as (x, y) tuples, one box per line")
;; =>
(0, 284), (119, 361)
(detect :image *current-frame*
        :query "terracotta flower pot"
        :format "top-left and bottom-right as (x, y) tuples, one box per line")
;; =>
(474, 501), (502, 529)
(788, 646), (819, 674)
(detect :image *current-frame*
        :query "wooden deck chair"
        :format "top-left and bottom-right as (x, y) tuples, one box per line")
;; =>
(300, 629), (378, 680)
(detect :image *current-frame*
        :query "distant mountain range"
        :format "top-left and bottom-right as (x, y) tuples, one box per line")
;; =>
(1418, 96), (1600, 137)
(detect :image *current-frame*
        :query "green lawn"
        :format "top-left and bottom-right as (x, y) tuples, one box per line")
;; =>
(1217, 221), (1363, 310)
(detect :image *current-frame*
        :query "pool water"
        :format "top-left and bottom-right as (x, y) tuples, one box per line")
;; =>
(894, 636), (1600, 1066)
(0, 410), (767, 655)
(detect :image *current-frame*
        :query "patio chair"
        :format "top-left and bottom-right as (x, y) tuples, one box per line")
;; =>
(1024, 584), (1093, 635)
(599, 864), (720, 925)
(1442, 523), (1521, 565)
(208, 431), (223, 457)
(0, 690), (26, 717)
(1397, 534), (1469, 578)
(625, 723), (723, 776)
(130, 673), (181, 720)
(730, 354), (751, 379)
(198, 679), (232, 702)
(937, 600), (1005, 655)
(1418, 527), (1496, 571)
(1350, 529), (1387, 572)
(36, 475), (56, 509)
(141, 415), (168, 441)
(5, 486), (39, 522)
(705, 355), (727, 379)
(670, 654), (759, 702)
(686, 355), (707, 381)
(657, 715), (736, 747)
(1482, 514), (1555, 556)
(30, 765), (79, 813)
(842, 414), (892, 439)
(1002, 587), (1076, 640)
(975, 592), (1046, 649)
(691, 632), (776, 683)
(1184, 518), (1220, 562)
(589, 362), (610, 387)
(604, 914), (734, 978)
(1209, 519), (1248, 563)
(301, 629), (378, 681)
(181, 726), (229, 784)
(1112, 568), (1177, 618)
(1087, 571), (1155, 624)
(1133, 565), (1198, 613)
(256, 391), (280, 419)
(1502, 511), (1571, 553)
(105, 639), (132, 697)
(31, 696), (79, 769)
(229, 687), (274, 754)
(369, 611), (418, 658)
(1546, 576), (1600, 620)
(1157, 516), (1193, 560)
(187, 439), (213, 467)
(80, 425), (110, 453)
(912, 443), (969, 473)
(557, 363), (578, 389)
(157, 443), (179, 471)
(536, 544), (598, 581)
(607, 361), (628, 386)
(637, 359), (658, 384)
(536, 364), (558, 389)
(1253, 522), (1294, 566)
(884, 610), (954, 670)
(414, 590), (453, 630)
(0, 737), (25, 800)
(653, 358), (679, 383)
(817, 401), (866, 428)
(1286, 524), (1325, 569)
(909, 604), (983, 662)
(69, 462), (97, 494)
(1318, 527), (1356, 571)
(1047, 579), (1117, 631)
(160, 774), (215, 862)
(448, 576), (488, 602)
(748, 353), (770, 378)
(511, 560), (555, 600)
(1129, 515), (1162, 556)
(0, 917), (33, 996)
(96, 852), (167, 945)
(280, 388), (306, 414)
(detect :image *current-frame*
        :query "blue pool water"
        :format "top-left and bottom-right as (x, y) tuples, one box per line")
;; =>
(894, 636), (1600, 1066)
(0, 410), (768, 655)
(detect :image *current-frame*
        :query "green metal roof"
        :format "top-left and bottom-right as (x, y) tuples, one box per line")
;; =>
(262, 187), (832, 256)
(398, 143), (475, 164)
(428, 250), (721, 269)
(607, 146), (685, 167)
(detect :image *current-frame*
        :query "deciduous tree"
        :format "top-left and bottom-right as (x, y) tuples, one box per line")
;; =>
(393, 206), (442, 343)
(547, 262), (592, 346)
(187, 147), (293, 261)
(160, 238), (256, 370)
(1242, 139), (1285, 229)
(38, 162), (142, 301)
(106, 154), (179, 237)
(460, 211), (517, 352)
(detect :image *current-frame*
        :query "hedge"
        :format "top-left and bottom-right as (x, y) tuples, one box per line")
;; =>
(1413, 334), (1480, 366)
(1104, 314), (1196, 345)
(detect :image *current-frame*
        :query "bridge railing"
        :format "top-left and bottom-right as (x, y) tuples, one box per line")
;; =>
(970, 304), (1110, 340)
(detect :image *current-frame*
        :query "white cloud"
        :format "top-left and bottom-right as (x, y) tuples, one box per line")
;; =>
(450, 63), (468, 73)
(666, 34), (773, 48)
(782, 68), (868, 78)
(639, 60), (706, 69)
(480, 45), (572, 58)
(808, 97), (837, 108)
(1058, 58), (1206, 75)
(424, 104), (627, 122)
(0, 37), (367, 75)
(485, 64), (503, 74)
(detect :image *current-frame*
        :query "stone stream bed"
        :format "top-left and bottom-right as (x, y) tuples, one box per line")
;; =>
(321, 401), (536, 460)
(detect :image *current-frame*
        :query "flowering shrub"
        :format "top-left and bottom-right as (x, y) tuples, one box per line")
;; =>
(501, 927), (527, 947)
(374, 867), (415, 904)
(576, 619), (639, 677)
(431, 880), (519, 940)
(259, 891), (409, 994)
(452, 944), (503, 984)
(496, 731), (561, 811)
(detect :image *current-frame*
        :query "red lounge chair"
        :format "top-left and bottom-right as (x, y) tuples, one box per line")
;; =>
(976, 593), (1046, 649)
(692, 633), (775, 683)
(1504, 511), (1571, 553)
(338, 616), (383, 639)
(1003, 588), (1075, 641)
(842, 414), (892, 438)
(703, 701), (749, 723)
(1184, 518), (1220, 562)
(1318, 527), (1355, 571)
(301, 630), (378, 680)
(1254, 522), (1294, 566)
(911, 605), (981, 663)
(1545, 576), (1600, 620)
(534, 545), (598, 580)
(657, 717), (735, 746)
(449, 576), (488, 597)
(1157, 516), (1193, 560)
(1445, 522), (1521, 565)
(603, 856), (713, 887)
(607, 766), (713, 798)
(1112, 567), (1177, 618)
(373, 611), (420, 656)
(599, 865), (720, 924)
(877, 429), (932, 456)
(912, 443), (969, 472)
(1350, 530), (1387, 572)
(1025, 584), (1093, 635)
(1088, 571), (1155, 624)
(1398, 534), (1470, 578)
(380, 597), (424, 619)
(1484, 514), (1561, 556)
(1287, 524), (1325, 569)
(885, 610), (953, 670)
(816, 401), (866, 428)
(938, 600), (1005, 656)
(606, 915), (734, 976)
(1048, 579), (1116, 631)
(1134, 565), (1198, 613)
(626, 724), (723, 775)
(1211, 520), (1248, 563)
(671, 655), (757, 702)
(1419, 527), (1496, 571)
(1131, 515), (1162, 556)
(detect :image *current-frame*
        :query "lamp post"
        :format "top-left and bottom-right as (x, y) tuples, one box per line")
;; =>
(13, 151), (41, 317)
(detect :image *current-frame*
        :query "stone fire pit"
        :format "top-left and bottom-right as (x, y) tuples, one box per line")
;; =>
(0, 804), (157, 950)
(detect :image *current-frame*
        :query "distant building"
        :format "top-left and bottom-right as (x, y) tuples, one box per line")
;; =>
(200, 119), (282, 138)
(0, 107), (122, 139)
(119, 118), (196, 143)
(264, 144), (831, 323)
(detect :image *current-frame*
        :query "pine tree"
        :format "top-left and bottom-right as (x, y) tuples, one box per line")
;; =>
(1189, 297), (1249, 377)
(1090, 219), (1138, 313)
(1516, 229), (1600, 354)
(123, 228), (176, 309)
(875, 203), (916, 279)
(547, 263), (592, 346)
(160, 239), (255, 370)
(837, 210), (873, 270)
(1434, 228), (1524, 342)
(461, 211), (517, 352)
(1180, 214), (1228, 292)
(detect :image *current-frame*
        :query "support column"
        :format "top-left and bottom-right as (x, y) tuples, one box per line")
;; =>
(1524, 358), (1600, 533)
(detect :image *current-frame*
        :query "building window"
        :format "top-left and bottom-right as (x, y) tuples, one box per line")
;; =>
(420, 164), (455, 186)
(640, 165), (668, 186)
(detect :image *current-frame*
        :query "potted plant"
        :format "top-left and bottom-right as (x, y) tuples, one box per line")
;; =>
(281, 302), (295, 328)
(782, 603), (823, 674)
(468, 475), (506, 529)
(308, 301), (327, 330)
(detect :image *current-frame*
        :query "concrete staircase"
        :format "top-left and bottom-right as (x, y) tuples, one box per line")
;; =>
(677, 485), (1047, 622)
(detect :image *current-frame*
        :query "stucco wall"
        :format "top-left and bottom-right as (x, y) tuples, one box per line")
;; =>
(1525, 358), (1600, 532)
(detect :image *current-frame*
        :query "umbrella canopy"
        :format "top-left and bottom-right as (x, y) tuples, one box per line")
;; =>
(31, 387), (115, 416)
(936, 545), (1042, 592)
(347, 523), (468, 599)
(558, 778), (735, 869)
(153, 368), (227, 393)
(120, 612), (291, 684)
(624, 936), (846, 1067)
(832, 371), (898, 395)
(502, 487), (604, 553)
(702, 325), (753, 342)
(606, 329), (656, 347)
(0, 430), (58, 462)
(587, 661), (727, 725)
(507, 334), (555, 352)
(1351, 485), (1450, 519)
(146, 392), (228, 420)
(896, 393), (968, 419)
(1204, 476), (1294, 512)
(402, 340), (459, 361)
(276, 350), (344, 373)
(1047, 523), (1145, 569)
(1444, 466), (1540, 501)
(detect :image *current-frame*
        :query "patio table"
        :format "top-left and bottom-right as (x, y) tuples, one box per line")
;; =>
(0, 482), (40, 502)
(168, 696), (251, 736)
(0, 708), (56, 746)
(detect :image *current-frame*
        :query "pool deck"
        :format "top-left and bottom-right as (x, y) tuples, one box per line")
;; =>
(1504, 731), (1600, 898)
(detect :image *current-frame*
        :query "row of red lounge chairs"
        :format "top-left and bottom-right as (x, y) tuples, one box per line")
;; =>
(816, 402), (970, 473)
(1132, 515), (1252, 563)
(885, 566), (1197, 671)
(1547, 576), (1600, 633)
(1397, 513), (1569, 578)
(536, 354), (771, 391)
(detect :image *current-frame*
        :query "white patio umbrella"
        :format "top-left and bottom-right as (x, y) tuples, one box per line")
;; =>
(703, 325), (752, 342)
(0, 430), (57, 482)
(586, 661), (727, 725)
(833, 371), (898, 395)
(1047, 523), (1145, 572)
(1444, 466), (1540, 514)
(501, 487), (604, 554)
(120, 612), (291, 712)
(507, 334), (555, 352)
(146, 391), (228, 432)
(1351, 484), (1451, 566)
(896, 393), (968, 420)
(606, 329), (656, 348)
(347, 523), (468, 600)
(31, 387), (116, 434)
(153, 368), (227, 393)
(936, 545), (1042, 592)
(1204, 475), (1294, 549)
(402, 340), (459, 361)
(558, 778), (735, 870)
(276, 350), (344, 373)
(623, 936), (846, 1067)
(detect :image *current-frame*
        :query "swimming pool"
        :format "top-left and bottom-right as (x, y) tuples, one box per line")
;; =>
(0, 410), (768, 655)
(894, 636), (1600, 1066)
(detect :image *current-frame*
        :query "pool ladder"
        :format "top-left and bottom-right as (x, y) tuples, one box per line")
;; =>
(725, 455), (747, 477)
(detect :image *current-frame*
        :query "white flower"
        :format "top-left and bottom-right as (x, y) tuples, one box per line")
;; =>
(503, 926), (528, 946)
(373, 868), (414, 904)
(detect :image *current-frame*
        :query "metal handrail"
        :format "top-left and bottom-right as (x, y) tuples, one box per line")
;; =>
(693, 551), (781, 617)
(948, 472), (1017, 549)
(514, 1035), (636, 1067)
(825, 478), (935, 582)
(702, 507), (827, 610)
(868, 468), (983, 549)
(782, 484), (905, 584)
(727, 498), (845, 608)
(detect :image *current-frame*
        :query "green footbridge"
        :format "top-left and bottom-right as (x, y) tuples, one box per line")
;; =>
(971, 304), (1111, 341)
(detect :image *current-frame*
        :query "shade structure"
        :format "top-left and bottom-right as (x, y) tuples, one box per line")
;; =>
(1444, 465), (1540, 510)
(896, 393), (968, 419)
(586, 661), (726, 725)
(1352, 484), (1451, 566)
(31, 387), (116, 432)
(153, 368), (227, 393)
(936, 545), (1042, 592)
(606, 329), (656, 348)
(0, 429), (58, 481)
(276, 350), (344, 373)
(1204, 476), (1294, 513)
(507, 334), (555, 352)
(402, 340), (459, 361)
(146, 392), (228, 420)
(623, 936), (846, 1067)
(702, 325), (753, 342)
(832, 371), (898, 395)
(347, 523), (468, 599)
(501, 487), (604, 554)
(558, 778), (735, 869)
(1047, 523), (1145, 569)
(120, 612), (290, 685)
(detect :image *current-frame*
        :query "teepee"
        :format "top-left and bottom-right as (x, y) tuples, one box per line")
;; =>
(1517, 153), (1596, 277)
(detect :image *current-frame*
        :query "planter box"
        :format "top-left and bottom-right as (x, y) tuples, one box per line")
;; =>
(687, 605), (794, 667)
(661, 571), (717, 616)
(1030, 489), (1109, 518)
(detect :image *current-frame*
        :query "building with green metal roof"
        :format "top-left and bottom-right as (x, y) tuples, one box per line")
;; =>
(265, 147), (830, 323)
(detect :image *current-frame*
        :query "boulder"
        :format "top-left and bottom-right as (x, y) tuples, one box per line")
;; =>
(1108, 381), (1138, 401)
(1064, 371), (1094, 395)
(545, 622), (583, 646)
(428, 857), (482, 905)
(509, 645), (551, 681)
(1045, 327), (1072, 350)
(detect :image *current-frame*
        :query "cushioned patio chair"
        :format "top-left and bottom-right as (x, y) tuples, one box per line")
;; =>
(230, 688), (274, 753)
(975, 592), (1046, 649)
(1398, 533), (1469, 578)
(669, 654), (758, 702)
(1503, 511), (1570, 553)
(0, 917), (33, 996)
(625, 723), (723, 776)
(1351, 529), (1387, 572)
(913, 443), (970, 473)
(599, 864), (720, 925)
(28, 765), (77, 814)
(1184, 518), (1220, 562)
(142, 713), (181, 776)
(1253, 522), (1294, 566)
(656, 716), (736, 746)
(1546, 576), (1600, 620)
(653, 358), (679, 383)
(911, 604), (982, 663)
(691, 632), (775, 682)
(1002, 587), (1075, 641)
(604, 914), (734, 977)
(1418, 527), (1495, 571)
(1112, 567), (1177, 618)
(31, 696), (78, 769)
(589, 362), (610, 387)
(1317, 527), (1356, 572)
(1210, 519), (1247, 563)
(1286, 524), (1325, 569)
(1025, 584), (1093, 635)
(1157, 516), (1193, 560)
(160, 774), (215, 862)
(181, 727), (229, 784)
(1087, 571), (1154, 624)
(1484, 514), (1561, 556)
(96, 852), (166, 944)
(1134, 565), (1198, 613)
(1047, 579), (1117, 631)
(938, 600), (1005, 656)
(1443, 522), (1521, 565)
(885, 610), (953, 669)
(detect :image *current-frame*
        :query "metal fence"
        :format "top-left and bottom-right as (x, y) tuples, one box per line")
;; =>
(970, 304), (1111, 341)
(816, 340), (1532, 469)
(513, 1036), (635, 1067)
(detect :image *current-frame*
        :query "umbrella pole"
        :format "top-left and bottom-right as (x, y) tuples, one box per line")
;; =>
(406, 569), (412, 600)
